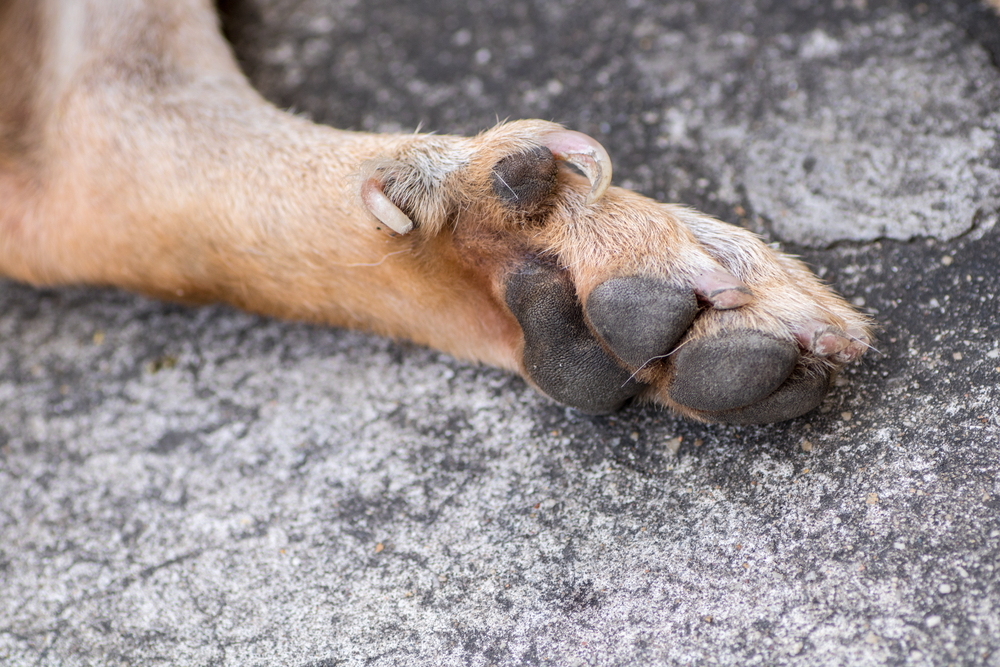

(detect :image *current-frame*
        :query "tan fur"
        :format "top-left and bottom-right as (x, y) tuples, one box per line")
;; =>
(1, 0), (875, 420)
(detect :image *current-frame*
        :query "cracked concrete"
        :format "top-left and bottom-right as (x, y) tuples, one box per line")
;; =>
(2, 0), (999, 665)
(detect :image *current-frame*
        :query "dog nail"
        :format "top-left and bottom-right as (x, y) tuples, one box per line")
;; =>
(540, 130), (612, 204)
(361, 177), (414, 235)
(795, 321), (871, 361)
(693, 270), (753, 309)
(795, 321), (849, 355)
(834, 327), (871, 362)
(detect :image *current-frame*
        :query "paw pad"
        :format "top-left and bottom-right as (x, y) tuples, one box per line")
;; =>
(667, 331), (799, 412)
(708, 371), (832, 424)
(490, 146), (558, 215)
(504, 260), (643, 414)
(585, 276), (697, 369)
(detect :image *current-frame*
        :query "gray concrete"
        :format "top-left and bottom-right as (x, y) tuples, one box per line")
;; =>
(2, 0), (999, 665)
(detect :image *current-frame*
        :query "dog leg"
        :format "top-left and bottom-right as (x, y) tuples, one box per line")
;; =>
(0, 0), (871, 422)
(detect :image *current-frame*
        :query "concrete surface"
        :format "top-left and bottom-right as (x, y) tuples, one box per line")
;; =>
(2, 0), (999, 665)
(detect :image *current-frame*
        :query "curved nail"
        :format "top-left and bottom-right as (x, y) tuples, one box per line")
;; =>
(693, 270), (753, 309)
(361, 177), (414, 235)
(796, 322), (870, 362)
(835, 327), (871, 362)
(541, 130), (613, 204)
(795, 321), (850, 355)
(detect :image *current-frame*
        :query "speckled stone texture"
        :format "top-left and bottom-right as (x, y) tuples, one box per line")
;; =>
(2, 0), (999, 665)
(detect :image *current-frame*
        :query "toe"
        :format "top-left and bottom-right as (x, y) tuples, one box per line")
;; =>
(505, 259), (644, 414)
(667, 330), (799, 412)
(585, 276), (698, 369)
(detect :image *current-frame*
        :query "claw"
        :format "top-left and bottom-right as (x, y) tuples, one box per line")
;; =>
(836, 327), (871, 363)
(361, 176), (414, 235)
(541, 130), (613, 204)
(795, 322), (850, 355)
(795, 321), (870, 361)
(693, 270), (753, 309)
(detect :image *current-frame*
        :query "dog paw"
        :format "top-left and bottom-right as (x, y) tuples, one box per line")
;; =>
(359, 121), (871, 423)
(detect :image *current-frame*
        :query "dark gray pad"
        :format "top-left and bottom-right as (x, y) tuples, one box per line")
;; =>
(491, 147), (558, 213)
(708, 371), (833, 424)
(505, 260), (644, 414)
(586, 276), (698, 368)
(668, 331), (799, 412)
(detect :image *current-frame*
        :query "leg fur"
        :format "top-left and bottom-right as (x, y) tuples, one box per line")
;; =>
(0, 0), (521, 367)
(0, 0), (872, 422)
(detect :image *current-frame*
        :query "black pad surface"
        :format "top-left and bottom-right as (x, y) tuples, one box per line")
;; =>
(505, 260), (643, 414)
(708, 371), (832, 424)
(586, 276), (698, 368)
(491, 147), (558, 213)
(668, 331), (799, 412)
